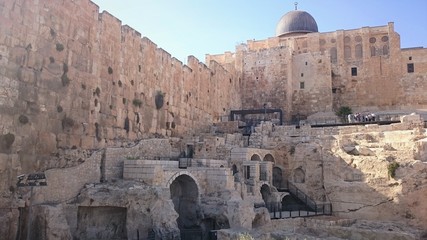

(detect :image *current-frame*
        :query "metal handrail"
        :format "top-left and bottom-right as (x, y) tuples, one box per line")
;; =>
(269, 181), (333, 219)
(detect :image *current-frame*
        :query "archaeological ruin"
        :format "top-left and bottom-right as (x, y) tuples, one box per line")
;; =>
(0, 0), (426, 239)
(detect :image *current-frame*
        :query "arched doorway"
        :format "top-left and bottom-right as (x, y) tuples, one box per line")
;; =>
(273, 167), (283, 189)
(232, 164), (238, 175)
(169, 174), (201, 237)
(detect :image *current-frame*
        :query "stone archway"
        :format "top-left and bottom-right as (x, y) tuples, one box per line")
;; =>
(169, 174), (201, 236)
(273, 166), (283, 188)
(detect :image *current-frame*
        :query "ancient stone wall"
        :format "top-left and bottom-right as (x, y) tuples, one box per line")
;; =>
(0, 0), (241, 196)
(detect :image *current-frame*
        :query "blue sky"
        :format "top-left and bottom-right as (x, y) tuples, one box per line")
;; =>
(91, 0), (427, 63)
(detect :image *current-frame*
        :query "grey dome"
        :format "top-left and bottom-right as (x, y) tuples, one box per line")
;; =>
(275, 10), (318, 37)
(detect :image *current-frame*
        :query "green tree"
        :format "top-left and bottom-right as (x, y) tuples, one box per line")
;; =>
(336, 106), (352, 122)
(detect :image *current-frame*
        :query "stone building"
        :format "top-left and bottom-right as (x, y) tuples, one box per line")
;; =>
(207, 8), (427, 123)
(0, 1), (426, 239)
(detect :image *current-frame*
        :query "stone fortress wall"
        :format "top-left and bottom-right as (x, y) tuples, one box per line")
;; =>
(0, 0), (241, 193)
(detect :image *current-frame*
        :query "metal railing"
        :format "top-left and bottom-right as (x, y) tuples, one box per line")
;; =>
(270, 181), (332, 219)
(180, 228), (203, 240)
(266, 202), (332, 219)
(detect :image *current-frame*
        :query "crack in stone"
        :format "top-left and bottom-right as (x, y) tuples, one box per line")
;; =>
(334, 198), (394, 213)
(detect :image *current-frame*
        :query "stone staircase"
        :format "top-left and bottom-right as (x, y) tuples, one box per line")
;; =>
(268, 181), (332, 219)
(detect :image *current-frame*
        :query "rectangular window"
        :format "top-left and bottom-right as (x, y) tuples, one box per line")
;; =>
(245, 166), (251, 179)
(407, 63), (414, 73)
(300, 82), (305, 89)
(351, 67), (357, 76)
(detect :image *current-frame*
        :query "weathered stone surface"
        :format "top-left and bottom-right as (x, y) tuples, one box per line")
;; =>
(1, 0), (427, 239)
(75, 181), (180, 240)
(29, 205), (72, 240)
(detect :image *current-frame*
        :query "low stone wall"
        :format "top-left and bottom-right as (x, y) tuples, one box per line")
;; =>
(123, 159), (234, 194)
(36, 150), (103, 204)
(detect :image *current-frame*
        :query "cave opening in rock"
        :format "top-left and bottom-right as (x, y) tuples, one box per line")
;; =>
(76, 206), (127, 240)
(170, 174), (202, 239)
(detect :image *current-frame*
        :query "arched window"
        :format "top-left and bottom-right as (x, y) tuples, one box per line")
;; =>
(232, 164), (238, 175)
(355, 44), (363, 59)
(370, 46), (376, 57)
(250, 154), (261, 161)
(344, 46), (352, 59)
(330, 47), (337, 63)
(263, 154), (274, 162)
(383, 45), (389, 55)
(293, 168), (305, 183)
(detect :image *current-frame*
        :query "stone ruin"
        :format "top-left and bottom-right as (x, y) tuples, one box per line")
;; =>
(0, 0), (427, 240)
(3, 114), (427, 239)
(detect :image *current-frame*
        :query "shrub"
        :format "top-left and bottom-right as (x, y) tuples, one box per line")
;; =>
(155, 91), (165, 109)
(3, 133), (15, 148)
(62, 116), (74, 129)
(388, 162), (400, 178)
(18, 115), (29, 124)
(336, 106), (352, 118)
(132, 99), (142, 107)
(95, 87), (101, 97)
(56, 43), (64, 52)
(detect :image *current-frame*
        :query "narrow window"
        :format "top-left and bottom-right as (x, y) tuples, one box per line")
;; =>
(300, 82), (305, 89)
(370, 46), (376, 57)
(351, 67), (357, 76)
(407, 63), (414, 73)
(409, 56), (412, 61)
(301, 73), (304, 77)
(305, 62), (308, 65)
(330, 47), (337, 63)
(383, 45), (389, 55)
(332, 88), (337, 94)
(245, 166), (251, 179)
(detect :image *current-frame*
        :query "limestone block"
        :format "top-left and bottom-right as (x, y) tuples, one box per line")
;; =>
(354, 146), (376, 156)
(226, 200), (254, 230)
(414, 139), (427, 162)
(35, 132), (57, 155)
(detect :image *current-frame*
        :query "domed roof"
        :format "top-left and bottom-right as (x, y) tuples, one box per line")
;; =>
(275, 10), (318, 37)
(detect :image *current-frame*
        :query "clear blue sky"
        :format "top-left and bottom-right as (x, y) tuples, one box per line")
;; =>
(91, 0), (427, 63)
